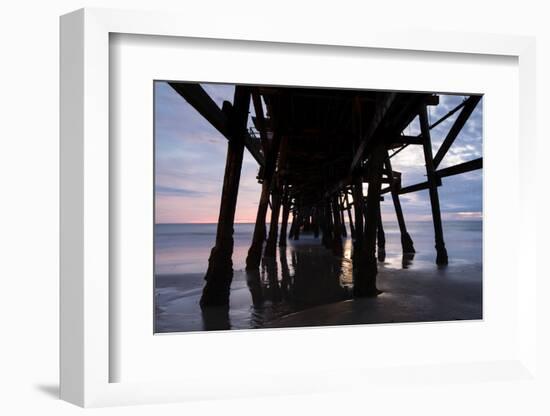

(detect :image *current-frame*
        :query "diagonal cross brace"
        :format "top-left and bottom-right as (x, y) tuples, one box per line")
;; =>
(168, 82), (265, 167)
(432, 95), (482, 168)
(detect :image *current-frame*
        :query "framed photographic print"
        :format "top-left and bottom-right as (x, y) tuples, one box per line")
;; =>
(60, 7), (540, 408)
(153, 80), (483, 334)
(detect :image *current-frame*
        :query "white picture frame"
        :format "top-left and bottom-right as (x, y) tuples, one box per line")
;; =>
(60, 7), (539, 408)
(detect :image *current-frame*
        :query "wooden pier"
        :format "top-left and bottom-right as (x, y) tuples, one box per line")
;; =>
(169, 83), (482, 308)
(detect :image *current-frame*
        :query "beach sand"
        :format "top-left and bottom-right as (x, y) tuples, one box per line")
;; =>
(154, 221), (482, 332)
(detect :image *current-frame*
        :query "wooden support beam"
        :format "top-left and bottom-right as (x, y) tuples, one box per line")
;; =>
(288, 211), (297, 240)
(264, 180), (282, 257)
(264, 134), (291, 255)
(428, 98), (468, 131)
(168, 82), (227, 134)
(432, 95), (482, 168)
(168, 82), (265, 167)
(245, 105), (283, 269)
(353, 143), (385, 297)
(424, 94), (440, 106)
(245, 179), (271, 270)
(312, 208), (320, 238)
(419, 105), (448, 265)
(338, 195), (348, 238)
(200, 86), (251, 308)
(437, 157), (482, 178)
(251, 88), (269, 153)
(245, 269), (264, 308)
(397, 181), (432, 195)
(344, 191), (355, 238)
(377, 210), (386, 262)
(322, 93), (397, 202)
(331, 196), (344, 256)
(387, 135), (424, 149)
(384, 156), (415, 253)
(349, 93), (396, 174)
(278, 187), (290, 247)
(381, 157), (481, 196)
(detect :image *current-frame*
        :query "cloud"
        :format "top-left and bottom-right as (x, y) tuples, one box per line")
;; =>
(155, 83), (483, 223)
(156, 186), (204, 197)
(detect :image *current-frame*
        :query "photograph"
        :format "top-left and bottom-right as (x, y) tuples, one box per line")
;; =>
(154, 81), (483, 333)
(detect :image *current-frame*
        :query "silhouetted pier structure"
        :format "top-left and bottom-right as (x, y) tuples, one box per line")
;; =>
(169, 83), (482, 308)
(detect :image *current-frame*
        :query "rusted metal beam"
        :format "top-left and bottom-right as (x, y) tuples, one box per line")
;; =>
(168, 82), (265, 167)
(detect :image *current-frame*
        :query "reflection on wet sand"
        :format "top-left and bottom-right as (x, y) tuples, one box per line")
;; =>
(201, 306), (230, 331)
(402, 253), (415, 269)
(235, 240), (352, 331)
(155, 221), (482, 333)
(200, 236), (363, 331)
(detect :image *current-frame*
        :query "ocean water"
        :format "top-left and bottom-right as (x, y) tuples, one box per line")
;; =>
(155, 221), (482, 275)
(154, 221), (482, 332)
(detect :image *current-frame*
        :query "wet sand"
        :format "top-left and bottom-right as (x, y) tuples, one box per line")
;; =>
(155, 223), (482, 332)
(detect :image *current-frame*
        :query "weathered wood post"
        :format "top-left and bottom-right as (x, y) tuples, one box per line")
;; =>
(246, 180), (271, 269)
(264, 256), (282, 303)
(264, 181), (282, 257)
(293, 212), (301, 240)
(200, 86), (251, 308)
(384, 156), (415, 253)
(324, 201), (334, 248)
(278, 186), (290, 247)
(339, 194), (348, 237)
(353, 144), (385, 297)
(245, 269), (264, 308)
(303, 214), (311, 233)
(279, 246), (292, 300)
(312, 208), (320, 238)
(344, 190), (356, 238)
(245, 103), (281, 270)
(331, 195), (344, 256)
(351, 178), (366, 288)
(288, 210), (297, 240)
(419, 105), (448, 265)
(377, 208), (386, 262)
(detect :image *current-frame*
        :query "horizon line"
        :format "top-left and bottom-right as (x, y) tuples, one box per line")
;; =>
(155, 218), (483, 225)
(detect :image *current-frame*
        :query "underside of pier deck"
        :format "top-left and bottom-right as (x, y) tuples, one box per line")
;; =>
(169, 82), (482, 308)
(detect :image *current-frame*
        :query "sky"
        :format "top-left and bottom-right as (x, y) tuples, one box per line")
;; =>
(154, 82), (482, 224)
